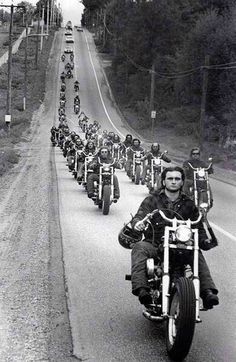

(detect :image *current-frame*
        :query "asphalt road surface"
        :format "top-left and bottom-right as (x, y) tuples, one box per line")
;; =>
(55, 29), (236, 361)
(0, 28), (235, 361)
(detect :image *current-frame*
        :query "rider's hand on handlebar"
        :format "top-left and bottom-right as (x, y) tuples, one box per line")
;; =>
(200, 238), (217, 251)
(134, 220), (146, 231)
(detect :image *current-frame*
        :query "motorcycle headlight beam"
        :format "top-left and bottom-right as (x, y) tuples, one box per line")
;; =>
(175, 225), (192, 243)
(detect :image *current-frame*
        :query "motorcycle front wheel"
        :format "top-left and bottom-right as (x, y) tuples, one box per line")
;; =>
(166, 277), (196, 361)
(102, 185), (111, 215)
(135, 165), (141, 185)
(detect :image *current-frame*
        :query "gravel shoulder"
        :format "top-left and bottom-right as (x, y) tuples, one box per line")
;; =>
(0, 31), (76, 362)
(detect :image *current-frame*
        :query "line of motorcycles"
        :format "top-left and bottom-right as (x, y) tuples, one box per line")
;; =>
(54, 46), (218, 361)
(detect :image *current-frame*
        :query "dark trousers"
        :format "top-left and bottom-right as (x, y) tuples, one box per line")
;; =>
(131, 241), (217, 296)
(87, 173), (120, 197)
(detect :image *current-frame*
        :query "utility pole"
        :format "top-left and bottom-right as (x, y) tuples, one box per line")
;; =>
(199, 55), (210, 152)
(40, 5), (45, 51)
(23, 18), (28, 111)
(46, 0), (49, 37)
(1, 4), (25, 132)
(150, 63), (156, 142)
(35, 5), (41, 69)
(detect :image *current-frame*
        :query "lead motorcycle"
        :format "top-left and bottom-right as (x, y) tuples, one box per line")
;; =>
(122, 208), (217, 361)
(92, 159), (117, 215)
(187, 158), (213, 217)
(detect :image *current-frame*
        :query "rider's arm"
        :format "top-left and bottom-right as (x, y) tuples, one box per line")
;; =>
(162, 154), (171, 163)
(131, 196), (157, 230)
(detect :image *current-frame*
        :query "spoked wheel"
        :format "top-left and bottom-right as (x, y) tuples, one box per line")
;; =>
(102, 185), (111, 215)
(166, 277), (196, 361)
(135, 165), (141, 185)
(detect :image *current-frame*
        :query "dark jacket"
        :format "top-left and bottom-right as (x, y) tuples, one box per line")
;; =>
(131, 189), (207, 248)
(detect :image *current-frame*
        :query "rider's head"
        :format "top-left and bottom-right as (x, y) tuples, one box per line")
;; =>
(99, 146), (110, 160)
(151, 143), (160, 152)
(125, 134), (132, 142)
(113, 134), (120, 142)
(190, 147), (200, 159)
(132, 138), (140, 148)
(161, 166), (185, 191)
(86, 141), (95, 151)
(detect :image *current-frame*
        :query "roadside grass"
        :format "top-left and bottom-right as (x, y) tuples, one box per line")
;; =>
(0, 26), (56, 176)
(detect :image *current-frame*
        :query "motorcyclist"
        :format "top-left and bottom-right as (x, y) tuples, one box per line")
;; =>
(74, 95), (80, 105)
(130, 166), (219, 309)
(50, 126), (57, 143)
(61, 82), (66, 92)
(74, 80), (80, 91)
(126, 138), (145, 177)
(141, 143), (171, 184)
(70, 53), (74, 61)
(87, 146), (121, 200)
(77, 140), (97, 181)
(65, 62), (71, 71)
(60, 71), (66, 82)
(182, 147), (214, 203)
(61, 53), (65, 62)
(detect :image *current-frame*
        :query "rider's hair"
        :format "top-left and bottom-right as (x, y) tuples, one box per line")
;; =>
(190, 147), (200, 156)
(160, 166), (185, 188)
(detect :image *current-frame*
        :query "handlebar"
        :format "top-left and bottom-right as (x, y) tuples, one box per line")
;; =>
(187, 162), (212, 171)
(139, 208), (202, 226)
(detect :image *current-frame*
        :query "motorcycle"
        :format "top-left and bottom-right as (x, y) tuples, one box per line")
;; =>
(131, 151), (144, 184)
(187, 159), (213, 216)
(125, 208), (216, 361)
(73, 149), (84, 180)
(81, 153), (95, 186)
(92, 159), (116, 215)
(111, 143), (122, 162)
(61, 83), (66, 92)
(74, 104), (80, 114)
(145, 151), (168, 191)
(66, 69), (73, 78)
(74, 82), (80, 92)
(61, 54), (65, 62)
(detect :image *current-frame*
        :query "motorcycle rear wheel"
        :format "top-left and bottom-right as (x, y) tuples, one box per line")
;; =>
(166, 277), (196, 361)
(102, 185), (111, 215)
(135, 165), (141, 185)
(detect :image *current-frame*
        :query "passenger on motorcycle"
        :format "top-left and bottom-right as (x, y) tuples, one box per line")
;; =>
(126, 138), (145, 177)
(129, 166), (219, 309)
(182, 147), (214, 202)
(87, 146), (121, 200)
(141, 143), (171, 184)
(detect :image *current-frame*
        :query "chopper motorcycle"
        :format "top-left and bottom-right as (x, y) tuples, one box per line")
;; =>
(124, 208), (217, 361)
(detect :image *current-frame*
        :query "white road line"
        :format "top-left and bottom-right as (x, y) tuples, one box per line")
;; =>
(84, 32), (125, 139)
(210, 222), (236, 242)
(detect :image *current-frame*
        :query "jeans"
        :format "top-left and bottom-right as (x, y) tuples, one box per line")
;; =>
(87, 173), (120, 197)
(131, 241), (218, 296)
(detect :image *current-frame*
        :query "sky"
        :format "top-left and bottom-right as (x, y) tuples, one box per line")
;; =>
(0, 0), (84, 26)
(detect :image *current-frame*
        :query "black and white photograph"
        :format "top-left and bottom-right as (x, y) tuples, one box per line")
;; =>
(0, 0), (235, 361)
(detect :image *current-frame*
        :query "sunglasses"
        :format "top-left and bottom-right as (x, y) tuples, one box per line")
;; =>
(101, 151), (108, 154)
(192, 152), (200, 155)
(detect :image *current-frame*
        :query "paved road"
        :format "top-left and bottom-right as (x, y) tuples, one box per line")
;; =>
(54, 29), (236, 361)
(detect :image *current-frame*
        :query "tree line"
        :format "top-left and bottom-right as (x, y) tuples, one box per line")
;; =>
(81, 0), (236, 147)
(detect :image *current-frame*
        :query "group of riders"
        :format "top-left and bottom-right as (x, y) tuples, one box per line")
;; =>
(51, 50), (219, 353)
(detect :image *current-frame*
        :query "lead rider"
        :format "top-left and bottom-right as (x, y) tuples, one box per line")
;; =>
(130, 166), (219, 309)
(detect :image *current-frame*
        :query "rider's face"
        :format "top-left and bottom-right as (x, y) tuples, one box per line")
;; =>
(100, 149), (108, 158)
(133, 141), (139, 147)
(191, 152), (200, 159)
(163, 171), (183, 192)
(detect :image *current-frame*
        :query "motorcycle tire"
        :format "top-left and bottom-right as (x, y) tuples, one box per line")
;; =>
(102, 185), (111, 215)
(135, 165), (141, 185)
(166, 277), (196, 361)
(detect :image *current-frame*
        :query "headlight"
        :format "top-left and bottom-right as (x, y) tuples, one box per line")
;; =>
(103, 167), (111, 172)
(199, 202), (208, 210)
(175, 225), (192, 243)
(198, 169), (205, 177)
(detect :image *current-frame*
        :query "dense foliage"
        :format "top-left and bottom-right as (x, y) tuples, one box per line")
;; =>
(82, 0), (236, 146)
